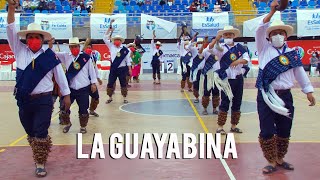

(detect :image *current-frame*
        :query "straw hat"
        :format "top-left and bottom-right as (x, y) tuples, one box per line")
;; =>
(127, 43), (136, 48)
(197, 38), (203, 42)
(155, 41), (162, 46)
(111, 35), (125, 43)
(266, 19), (293, 37)
(17, 23), (52, 40)
(68, 37), (80, 45)
(217, 25), (240, 38)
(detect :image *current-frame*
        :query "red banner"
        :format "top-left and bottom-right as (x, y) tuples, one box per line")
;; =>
(287, 40), (320, 65)
(92, 44), (111, 61)
(0, 44), (15, 64)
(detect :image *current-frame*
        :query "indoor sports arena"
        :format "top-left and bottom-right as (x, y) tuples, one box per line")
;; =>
(0, 0), (320, 179)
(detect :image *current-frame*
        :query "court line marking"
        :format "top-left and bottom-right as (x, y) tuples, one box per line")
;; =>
(119, 97), (257, 117)
(184, 91), (236, 180)
(8, 105), (76, 147)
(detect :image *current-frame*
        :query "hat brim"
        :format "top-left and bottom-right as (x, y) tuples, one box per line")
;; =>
(17, 30), (52, 40)
(266, 25), (294, 37)
(111, 37), (125, 43)
(155, 43), (162, 46)
(217, 28), (240, 38)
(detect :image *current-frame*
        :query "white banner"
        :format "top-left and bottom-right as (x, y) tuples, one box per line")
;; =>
(192, 12), (229, 30)
(243, 12), (281, 37)
(0, 13), (20, 39)
(34, 13), (72, 39)
(90, 13), (127, 39)
(140, 43), (180, 72)
(141, 14), (177, 39)
(297, 9), (320, 37)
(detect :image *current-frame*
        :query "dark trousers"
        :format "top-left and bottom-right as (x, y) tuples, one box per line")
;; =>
(107, 66), (128, 89)
(180, 59), (191, 80)
(18, 94), (53, 138)
(89, 87), (99, 100)
(257, 89), (294, 140)
(220, 75), (244, 112)
(203, 74), (220, 97)
(193, 70), (201, 91)
(69, 86), (90, 115)
(152, 62), (160, 79)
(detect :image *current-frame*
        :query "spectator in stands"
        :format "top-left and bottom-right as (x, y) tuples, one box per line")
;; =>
(37, 0), (48, 12)
(168, 0), (174, 6)
(71, 0), (77, 8)
(48, 0), (56, 11)
(189, 2), (198, 12)
(221, 0), (231, 11)
(86, 0), (93, 13)
(159, 0), (166, 6)
(76, 3), (81, 11)
(79, 1), (86, 12)
(22, 0), (31, 10)
(194, 0), (201, 7)
(145, 0), (152, 5)
(137, 0), (145, 6)
(213, 2), (222, 13)
(15, 3), (23, 12)
(201, 1), (209, 11)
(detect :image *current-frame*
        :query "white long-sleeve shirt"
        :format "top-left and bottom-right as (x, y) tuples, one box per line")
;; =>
(256, 20), (313, 93)
(151, 39), (164, 62)
(103, 35), (132, 67)
(6, 22), (70, 96)
(55, 52), (97, 90)
(177, 40), (189, 57)
(208, 42), (250, 79)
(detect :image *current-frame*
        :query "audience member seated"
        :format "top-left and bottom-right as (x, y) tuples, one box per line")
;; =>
(37, 0), (48, 12)
(79, 1), (86, 12)
(189, 2), (198, 12)
(48, 0), (56, 11)
(145, 0), (151, 5)
(15, 3), (23, 12)
(168, 0), (174, 6)
(194, 0), (201, 7)
(22, 0), (31, 10)
(221, 1), (230, 11)
(202, 1), (209, 11)
(86, 0), (93, 13)
(159, 0), (166, 6)
(71, 0), (78, 8)
(213, 2), (222, 13)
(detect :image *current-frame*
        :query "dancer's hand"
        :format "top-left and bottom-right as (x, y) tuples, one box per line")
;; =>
(230, 60), (240, 68)
(97, 78), (103, 85)
(63, 95), (71, 111)
(307, 93), (316, 106)
(91, 84), (97, 93)
(270, 0), (279, 12)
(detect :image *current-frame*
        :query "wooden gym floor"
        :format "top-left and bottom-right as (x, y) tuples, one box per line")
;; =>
(0, 75), (319, 180)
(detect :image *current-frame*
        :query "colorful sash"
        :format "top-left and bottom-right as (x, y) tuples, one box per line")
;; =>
(110, 47), (129, 72)
(181, 51), (193, 64)
(15, 48), (60, 101)
(201, 55), (218, 75)
(190, 54), (204, 82)
(256, 49), (303, 92)
(66, 52), (90, 83)
(151, 50), (163, 65)
(255, 48), (302, 117)
(217, 43), (247, 80)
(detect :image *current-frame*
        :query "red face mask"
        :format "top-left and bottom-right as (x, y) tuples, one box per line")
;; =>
(156, 45), (160, 49)
(85, 48), (92, 55)
(114, 40), (121, 47)
(129, 47), (135, 52)
(71, 48), (80, 57)
(27, 38), (42, 52)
